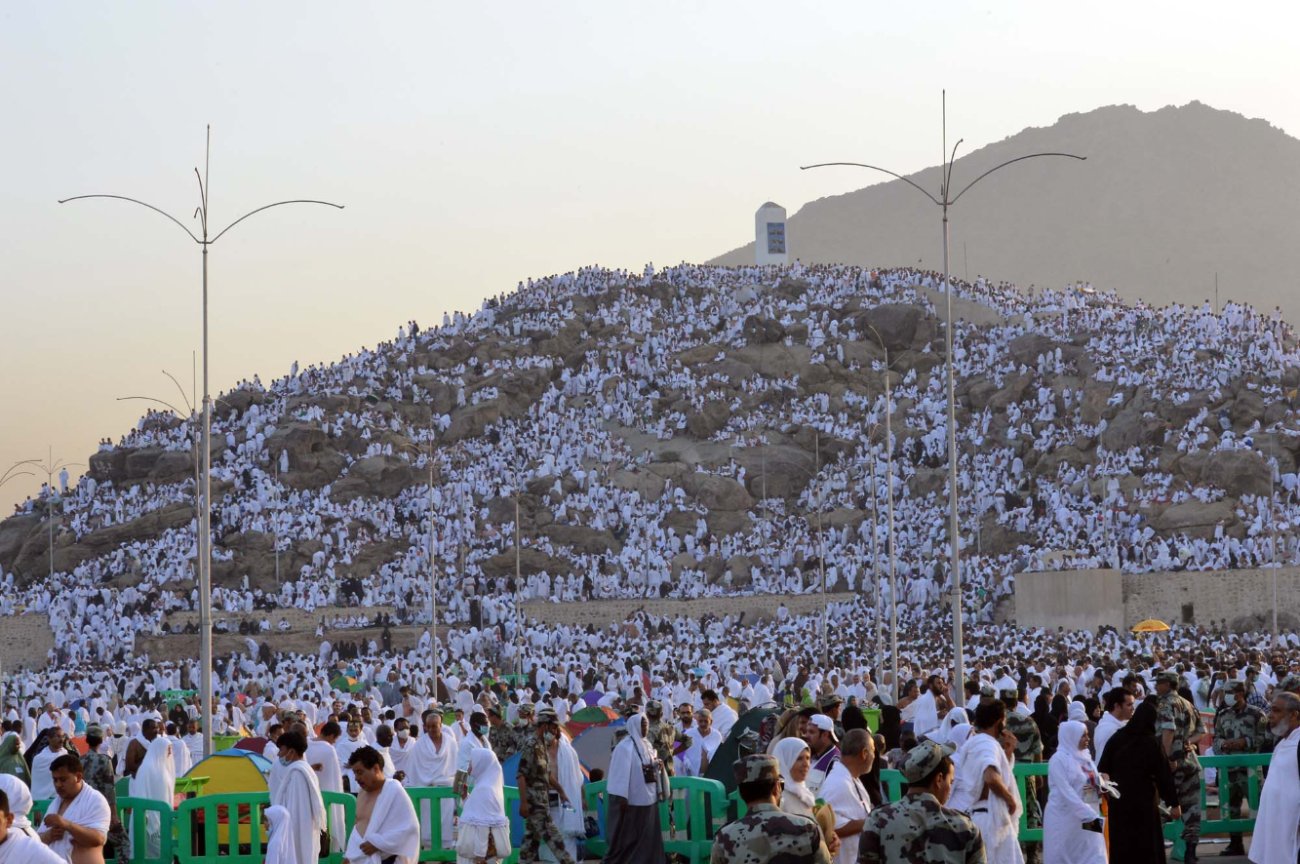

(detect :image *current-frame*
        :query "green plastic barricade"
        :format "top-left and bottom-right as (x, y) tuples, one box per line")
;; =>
(1010, 761), (1049, 843)
(501, 786), (520, 864)
(117, 796), (175, 864)
(32, 799), (50, 825)
(407, 786), (460, 863)
(582, 780), (609, 858)
(176, 792), (269, 864)
(661, 776), (728, 864)
(879, 768), (906, 803)
(321, 791), (357, 864)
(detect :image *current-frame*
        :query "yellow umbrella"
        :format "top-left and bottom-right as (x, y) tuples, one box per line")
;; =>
(1131, 619), (1170, 633)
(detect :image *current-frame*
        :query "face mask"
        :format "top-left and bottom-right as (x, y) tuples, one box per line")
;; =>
(397, 730), (409, 741)
(474, 726), (488, 738)
(278, 757), (291, 766)
(543, 732), (556, 745)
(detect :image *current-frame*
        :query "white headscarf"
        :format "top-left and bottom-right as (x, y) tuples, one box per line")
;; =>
(772, 737), (815, 811)
(936, 708), (969, 744)
(0, 774), (38, 837)
(606, 714), (656, 805)
(459, 748), (506, 827)
(133, 737), (177, 806)
(1057, 720), (1091, 768)
(263, 805), (294, 864)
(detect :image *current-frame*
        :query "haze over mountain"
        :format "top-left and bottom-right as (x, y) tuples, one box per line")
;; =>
(712, 102), (1300, 323)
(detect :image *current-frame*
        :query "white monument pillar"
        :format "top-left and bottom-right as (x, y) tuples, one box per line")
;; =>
(755, 202), (788, 266)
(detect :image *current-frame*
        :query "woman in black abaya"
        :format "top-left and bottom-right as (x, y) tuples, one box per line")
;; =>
(1096, 701), (1180, 863)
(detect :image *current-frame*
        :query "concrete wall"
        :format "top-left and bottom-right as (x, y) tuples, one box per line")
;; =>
(1120, 567), (1300, 630)
(1015, 569), (1125, 631)
(1014, 566), (1300, 631)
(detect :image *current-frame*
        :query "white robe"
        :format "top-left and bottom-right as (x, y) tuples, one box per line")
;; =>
(44, 784), (111, 864)
(1043, 722), (1105, 864)
(306, 740), (346, 853)
(0, 775), (40, 839)
(270, 761), (326, 864)
(0, 830), (67, 864)
(1250, 726), (1300, 864)
(344, 778), (420, 864)
(820, 762), (871, 864)
(130, 738), (176, 860)
(950, 733), (1024, 864)
(29, 749), (60, 802)
(408, 734), (458, 848)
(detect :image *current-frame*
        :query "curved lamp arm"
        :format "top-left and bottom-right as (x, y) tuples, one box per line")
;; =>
(950, 153), (1086, 206)
(212, 200), (344, 244)
(800, 162), (941, 207)
(57, 195), (202, 244)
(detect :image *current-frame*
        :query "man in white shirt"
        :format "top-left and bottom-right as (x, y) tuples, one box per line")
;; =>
(388, 718), (417, 785)
(408, 711), (457, 848)
(679, 710), (722, 777)
(820, 729), (874, 864)
(702, 690), (738, 741)
(29, 731), (69, 804)
(1094, 687), (1134, 762)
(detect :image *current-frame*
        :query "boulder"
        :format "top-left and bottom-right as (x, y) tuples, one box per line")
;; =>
(733, 445), (818, 500)
(1231, 390), (1266, 430)
(610, 469), (666, 502)
(543, 524), (622, 555)
(685, 401), (732, 439)
(1203, 449), (1271, 497)
(480, 547), (568, 578)
(266, 423), (328, 462)
(854, 304), (927, 352)
(680, 473), (754, 511)
(1151, 499), (1240, 539)
(742, 316), (786, 345)
(330, 455), (418, 501)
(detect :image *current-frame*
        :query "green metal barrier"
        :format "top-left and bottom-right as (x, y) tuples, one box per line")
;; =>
(661, 777), (728, 864)
(407, 785), (460, 863)
(176, 792), (270, 864)
(1007, 752), (1270, 858)
(31, 798), (50, 825)
(117, 795), (175, 864)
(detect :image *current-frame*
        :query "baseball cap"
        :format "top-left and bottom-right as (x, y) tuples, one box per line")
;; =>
(808, 714), (838, 740)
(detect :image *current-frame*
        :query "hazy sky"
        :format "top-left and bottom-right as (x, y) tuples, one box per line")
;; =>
(2, 1), (1298, 513)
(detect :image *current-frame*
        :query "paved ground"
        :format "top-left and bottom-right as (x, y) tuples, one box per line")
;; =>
(0, 613), (53, 671)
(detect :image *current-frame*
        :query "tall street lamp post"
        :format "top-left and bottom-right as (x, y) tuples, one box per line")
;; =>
(60, 127), (343, 757)
(802, 93), (1085, 693)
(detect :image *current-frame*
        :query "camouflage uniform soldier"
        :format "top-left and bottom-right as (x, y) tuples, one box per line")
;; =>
(645, 700), (683, 774)
(515, 707), (575, 864)
(488, 705), (518, 762)
(710, 754), (831, 864)
(1156, 671), (1205, 864)
(1212, 680), (1262, 856)
(1000, 688), (1043, 864)
(860, 742), (984, 864)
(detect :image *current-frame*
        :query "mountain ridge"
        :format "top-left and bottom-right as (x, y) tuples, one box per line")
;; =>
(712, 101), (1300, 322)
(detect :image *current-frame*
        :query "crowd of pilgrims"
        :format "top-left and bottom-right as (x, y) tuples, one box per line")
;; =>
(1, 262), (1298, 700)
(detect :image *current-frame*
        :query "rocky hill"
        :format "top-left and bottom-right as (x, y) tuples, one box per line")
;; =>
(2, 263), (1299, 668)
(712, 102), (1300, 324)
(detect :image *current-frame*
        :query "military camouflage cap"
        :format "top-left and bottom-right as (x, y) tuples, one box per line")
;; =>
(1228, 680), (1248, 693)
(979, 685), (996, 699)
(733, 753), (781, 785)
(645, 699), (664, 717)
(534, 706), (559, 725)
(85, 723), (104, 737)
(998, 687), (1019, 701)
(1156, 671), (1181, 686)
(901, 741), (950, 784)
(487, 704), (503, 718)
(817, 693), (843, 710)
(1279, 675), (1300, 694)
(517, 703), (536, 716)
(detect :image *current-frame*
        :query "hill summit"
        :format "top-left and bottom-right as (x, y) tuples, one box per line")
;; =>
(713, 102), (1300, 323)
(2, 263), (1299, 672)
